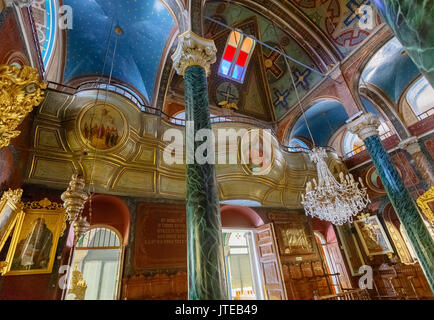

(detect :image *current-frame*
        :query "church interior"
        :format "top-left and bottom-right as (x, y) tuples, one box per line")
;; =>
(0, 0), (433, 301)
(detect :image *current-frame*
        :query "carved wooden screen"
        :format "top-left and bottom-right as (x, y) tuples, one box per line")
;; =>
(254, 223), (287, 300)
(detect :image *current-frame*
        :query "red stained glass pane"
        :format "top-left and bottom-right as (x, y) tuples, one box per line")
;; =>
(236, 50), (248, 67)
(223, 45), (236, 62)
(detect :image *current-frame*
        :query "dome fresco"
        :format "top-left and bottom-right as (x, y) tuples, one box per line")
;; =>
(290, 100), (349, 147)
(62, 0), (175, 102)
(361, 38), (421, 103)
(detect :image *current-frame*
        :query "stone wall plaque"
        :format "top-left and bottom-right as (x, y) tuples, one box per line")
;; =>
(134, 203), (187, 269)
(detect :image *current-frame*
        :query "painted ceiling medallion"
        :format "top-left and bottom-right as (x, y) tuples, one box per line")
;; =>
(78, 103), (127, 151)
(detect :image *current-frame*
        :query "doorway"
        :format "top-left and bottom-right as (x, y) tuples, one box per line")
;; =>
(222, 229), (264, 300)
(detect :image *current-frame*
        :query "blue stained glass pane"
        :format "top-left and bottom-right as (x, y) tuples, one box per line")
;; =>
(220, 60), (231, 75)
(232, 65), (244, 81)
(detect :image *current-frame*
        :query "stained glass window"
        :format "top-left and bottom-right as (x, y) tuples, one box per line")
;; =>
(218, 31), (255, 83)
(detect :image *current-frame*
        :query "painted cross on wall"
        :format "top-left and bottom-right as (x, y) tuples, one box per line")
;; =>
(273, 88), (290, 109)
(293, 68), (312, 91)
(263, 48), (283, 79)
(216, 82), (240, 104)
(344, 0), (371, 26)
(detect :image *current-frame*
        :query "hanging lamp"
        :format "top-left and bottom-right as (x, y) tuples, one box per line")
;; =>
(278, 43), (370, 225)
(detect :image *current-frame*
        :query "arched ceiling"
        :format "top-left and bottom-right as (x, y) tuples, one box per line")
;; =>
(361, 37), (421, 103)
(290, 0), (383, 57)
(62, 0), (176, 103)
(29, 0), (414, 148)
(200, 1), (324, 121)
(290, 99), (348, 146)
(361, 97), (382, 117)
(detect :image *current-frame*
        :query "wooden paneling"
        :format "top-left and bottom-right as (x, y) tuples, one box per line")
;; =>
(122, 272), (187, 300)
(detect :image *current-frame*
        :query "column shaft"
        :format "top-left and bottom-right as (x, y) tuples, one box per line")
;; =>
(363, 135), (434, 292)
(184, 65), (228, 300)
(374, 0), (434, 85)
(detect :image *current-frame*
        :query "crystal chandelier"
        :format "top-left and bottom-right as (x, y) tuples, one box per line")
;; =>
(301, 148), (370, 225)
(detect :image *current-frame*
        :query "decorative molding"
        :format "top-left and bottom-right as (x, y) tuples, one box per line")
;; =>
(0, 64), (46, 148)
(349, 113), (381, 141)
(417, 186), (434, 223)
(1, 188), (23, 204)
(171, 30), (217, 77)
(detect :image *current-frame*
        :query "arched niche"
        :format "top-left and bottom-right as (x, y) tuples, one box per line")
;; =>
(220, 205), (264, 229)
(311, 218), (337, 244)
(81, 194), (130, 245)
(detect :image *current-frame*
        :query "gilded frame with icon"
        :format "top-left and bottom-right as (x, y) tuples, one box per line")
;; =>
(1, 198), (67, 276)
(354, 215), (393, 257)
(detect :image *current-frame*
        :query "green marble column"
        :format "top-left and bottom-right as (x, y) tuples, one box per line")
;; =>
(350, 114), (434, 292)
(172, 31), (228, 300)
(373, 0), (434, 86)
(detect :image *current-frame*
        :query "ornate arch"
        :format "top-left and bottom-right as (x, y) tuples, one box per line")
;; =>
(349, 25), (393, 112)
(281, 97), (346, 146)
(359, 83), (410, 140)
(202, 0), (340, 73)
(220, 205), (264, 228)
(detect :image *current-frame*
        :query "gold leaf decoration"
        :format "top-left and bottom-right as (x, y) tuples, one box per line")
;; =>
(0, 64), (46, 148)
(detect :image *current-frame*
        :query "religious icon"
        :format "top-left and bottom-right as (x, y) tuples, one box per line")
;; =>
(275, 222), (314, 256)
(1, 198), (66, 275)
(354, 214), (394, 257)
(79, 103), (125, 150)
(0, 189), (23, 252)
(281, 228), (313, 254)
(240, 129), (273, 176)
(11, 217), (53, 270)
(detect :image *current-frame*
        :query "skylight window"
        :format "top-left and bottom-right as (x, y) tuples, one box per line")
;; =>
(218, 31), (255, 83)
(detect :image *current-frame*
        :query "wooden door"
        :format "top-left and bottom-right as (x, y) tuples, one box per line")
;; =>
(254, 223), (287, 300)
(326, 242), (352, 290)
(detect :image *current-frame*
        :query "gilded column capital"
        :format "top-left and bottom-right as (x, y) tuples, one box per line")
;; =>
(0, 64), (46, 148)
(348, 113), (381, 141)
(8, 0), (34, 7)
(398, 136), (421, 155)
(171, 30), (217, 77)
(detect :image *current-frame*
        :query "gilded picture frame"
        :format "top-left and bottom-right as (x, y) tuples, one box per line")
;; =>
(239, 129), (275, 177)
(354, 215), (393, 257)
(1, 198), (67, 276)
(0, 189), (23, 252)
(417, 186), (434, 223)
(275, 221), (315, 256)
(336, 224), (365, 276)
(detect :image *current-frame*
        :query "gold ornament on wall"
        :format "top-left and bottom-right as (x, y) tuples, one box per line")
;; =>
(66, 264), (88, 300)
(0, 64), (46, 148)
(417, 186), (434, 224)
